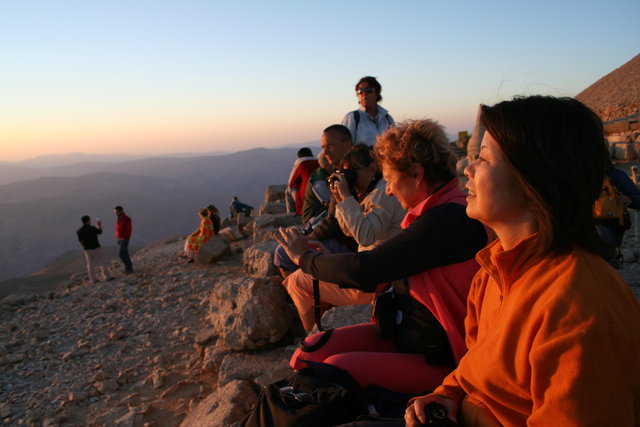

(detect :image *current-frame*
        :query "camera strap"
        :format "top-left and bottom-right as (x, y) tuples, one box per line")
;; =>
(313, 278), (324, 331)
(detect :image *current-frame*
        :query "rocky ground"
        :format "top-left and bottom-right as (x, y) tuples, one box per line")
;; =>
(1, 222), (640, 426)
(0, 236), (256, 426)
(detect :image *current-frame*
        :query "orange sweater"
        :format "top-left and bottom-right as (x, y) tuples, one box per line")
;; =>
(434, 234), (640, 426)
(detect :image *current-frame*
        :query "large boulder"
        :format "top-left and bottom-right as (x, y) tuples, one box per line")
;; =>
(218, 226), (245, 243)
(195, 237), (230, 264)
(252, 214), (302, 244)
(259, 201), (286, 215)
(243, 241), (278, 278)
(209, 275), (291, 350)
(253, 226), (276, 245)
(264, 184), (286, 203)
(217, 348), (293, 386)
(179, 380), (257, 427)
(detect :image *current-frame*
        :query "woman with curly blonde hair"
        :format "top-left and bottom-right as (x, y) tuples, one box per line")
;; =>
(276, 119), (488, 394)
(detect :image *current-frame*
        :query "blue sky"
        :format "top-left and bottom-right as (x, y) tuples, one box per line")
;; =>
(1, 0), (638, 161)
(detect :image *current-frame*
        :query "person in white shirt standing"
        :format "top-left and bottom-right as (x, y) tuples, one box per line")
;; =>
(341, 76), (395, 146)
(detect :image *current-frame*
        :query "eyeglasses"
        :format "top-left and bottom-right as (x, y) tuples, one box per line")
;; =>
(356, 87), (375, 95)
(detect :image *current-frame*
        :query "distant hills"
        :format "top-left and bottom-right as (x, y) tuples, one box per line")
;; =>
(0, 145), (319, 281)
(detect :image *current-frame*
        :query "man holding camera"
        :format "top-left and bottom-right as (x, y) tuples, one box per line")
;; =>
(274, 124), (356, 278)
(77, 215), (113, 284)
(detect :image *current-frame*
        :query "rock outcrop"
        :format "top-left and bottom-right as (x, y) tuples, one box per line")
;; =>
(208, 276), (291, 350)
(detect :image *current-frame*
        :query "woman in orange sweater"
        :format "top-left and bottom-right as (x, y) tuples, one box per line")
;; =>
(406, 96), (640, 426)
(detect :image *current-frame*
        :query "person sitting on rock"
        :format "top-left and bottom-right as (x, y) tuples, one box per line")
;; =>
(282, 143), (406, 332)
(301, 150), (332, 227)
(275, 119), (488, 395)
(183, 207), (214, 263)
(405, 96), (640, 427)
(274, 125), (357, 278)
(285, 147), (320, 216)
(229, 196), (253, 219)
(207, 205), (221, 235)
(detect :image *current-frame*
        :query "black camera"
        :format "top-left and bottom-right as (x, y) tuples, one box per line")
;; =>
(328, 169), (358, 191)
(423, 402), (450, 426)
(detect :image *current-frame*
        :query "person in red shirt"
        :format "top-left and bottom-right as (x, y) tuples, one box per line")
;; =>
(114, 205), (133, 273)
(286, 147), (320, 215)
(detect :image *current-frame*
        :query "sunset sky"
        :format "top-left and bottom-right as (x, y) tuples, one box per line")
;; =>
(1, 0), (638, 162)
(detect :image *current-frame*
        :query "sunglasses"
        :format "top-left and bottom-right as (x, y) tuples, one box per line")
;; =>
(356, 87), (375, 95)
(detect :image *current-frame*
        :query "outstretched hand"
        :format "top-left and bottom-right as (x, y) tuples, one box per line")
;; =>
(273, 227), (311, 266)
(405, 394), (458, 426)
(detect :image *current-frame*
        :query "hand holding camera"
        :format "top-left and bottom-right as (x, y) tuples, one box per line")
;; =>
(328, 169), (357, 201)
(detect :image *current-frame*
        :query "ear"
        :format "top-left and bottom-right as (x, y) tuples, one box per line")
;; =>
(410, 163), (424, 184)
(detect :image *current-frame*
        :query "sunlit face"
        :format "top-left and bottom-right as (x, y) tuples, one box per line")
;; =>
(356, 83), (378, 109)
(464, 132), (529, 228)
(321, 131), (352, 168)
(381, 162), (423, 210)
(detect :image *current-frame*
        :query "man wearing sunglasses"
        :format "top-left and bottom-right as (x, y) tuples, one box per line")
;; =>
(341, 76), (395, 146)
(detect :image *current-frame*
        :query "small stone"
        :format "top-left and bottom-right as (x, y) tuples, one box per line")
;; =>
(195, 328), (217, 346)
(76, 340), (90, 350)
(68, 391), (88, 402)
(95, 379), (119, 394)
(109, 328), (126, 341)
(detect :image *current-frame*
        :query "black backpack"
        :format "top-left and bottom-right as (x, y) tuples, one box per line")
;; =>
(240, 362), (370, 427)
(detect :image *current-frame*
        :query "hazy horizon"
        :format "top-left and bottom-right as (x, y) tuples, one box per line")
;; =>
(1, 1), (639, 162)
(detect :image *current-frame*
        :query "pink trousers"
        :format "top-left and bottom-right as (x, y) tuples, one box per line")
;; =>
(283, 269), (375, 332)
(290, 323), (452, 394)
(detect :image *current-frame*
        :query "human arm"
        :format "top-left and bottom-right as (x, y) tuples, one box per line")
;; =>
(610, 168), (640, 209)
(299, 203), (487, 291)
(526, 325), (638, 425)
(306, 197), (345, 242)
(311, 179), (331, 205)
(335, 182), (402, 249)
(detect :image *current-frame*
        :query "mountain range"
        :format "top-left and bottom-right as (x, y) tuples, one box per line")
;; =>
(0, 144), (319, 281)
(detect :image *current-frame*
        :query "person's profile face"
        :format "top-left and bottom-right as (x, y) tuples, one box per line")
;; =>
(464, 132), (529, 228)
(321, 132), (351, 168)
(381, 162), (421, 210)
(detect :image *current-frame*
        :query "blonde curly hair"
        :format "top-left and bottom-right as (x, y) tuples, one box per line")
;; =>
(374, 119), (456, 185)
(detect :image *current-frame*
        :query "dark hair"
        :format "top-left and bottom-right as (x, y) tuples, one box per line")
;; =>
(342, 144), (377, 171)
(323, 124), (353, 143)
(374, 119), (456, 186)
(297, 147), (313, 158)
(81, 215), (90, 224)
(355, 76), (382, 102)
(114, 205), (123, 211)
(199, 207), (209, 217)
(480, 95), (607, 255)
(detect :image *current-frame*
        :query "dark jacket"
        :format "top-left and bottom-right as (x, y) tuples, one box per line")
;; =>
(77, 224), (102, 250)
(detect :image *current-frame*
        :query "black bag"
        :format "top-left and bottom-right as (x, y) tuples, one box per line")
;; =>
(373, 280), (454, 366)
(240, 363), (370, 427)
